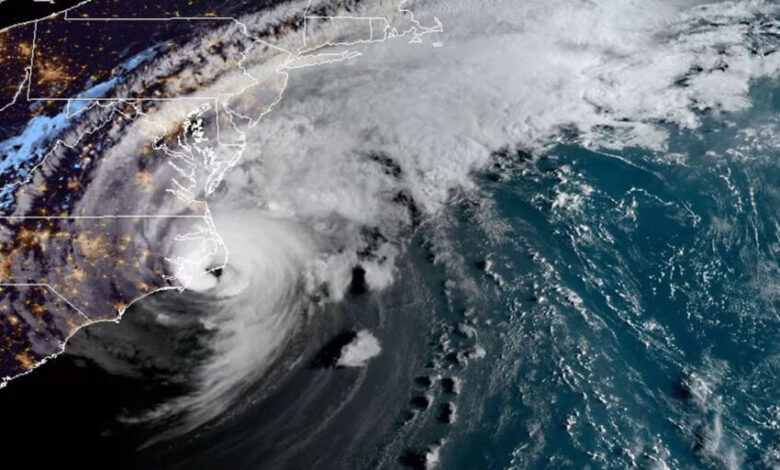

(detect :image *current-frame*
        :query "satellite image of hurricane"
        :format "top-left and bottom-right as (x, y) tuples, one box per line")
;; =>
(5, 0), (780, 469)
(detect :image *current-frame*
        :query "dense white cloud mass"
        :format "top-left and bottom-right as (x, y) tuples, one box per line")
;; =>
(337, 330), (382, 367)
(89, 0), (780, 438)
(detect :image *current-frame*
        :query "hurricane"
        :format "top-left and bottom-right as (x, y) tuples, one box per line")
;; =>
(4, 0), (780, 469)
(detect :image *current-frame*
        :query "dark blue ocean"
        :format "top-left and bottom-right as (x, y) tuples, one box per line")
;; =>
(151, 77), (780, 469)
(3, 79), (780, 470)
(4, 0), (780, 468)
(422, 78), (780, 469)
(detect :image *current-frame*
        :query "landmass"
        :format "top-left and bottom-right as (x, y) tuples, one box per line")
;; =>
(0, 0), (441, 386)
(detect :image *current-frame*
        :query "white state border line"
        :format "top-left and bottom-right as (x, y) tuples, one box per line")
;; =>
(0, 101), (140, 196)
(301, 15), (389, 52)
(0, 0), (92, 34)
(0, 283), (90, 322)
(36, 97), (219, 101)
(63, 15), (237, 21)
(24, 20), (37, 102)
(0, 283), (182, 389)
(298, 0), (442, 55)
(0, 209), (219, 389)
(0, 215), (206, 219)
(0, 72), (29, 114)
(0, 0), (443, 391)
(28, 15), (239, 101)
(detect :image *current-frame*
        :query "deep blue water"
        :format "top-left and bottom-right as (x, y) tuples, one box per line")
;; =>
(2, 77), (780, 470)
(423, 78), (780, 469)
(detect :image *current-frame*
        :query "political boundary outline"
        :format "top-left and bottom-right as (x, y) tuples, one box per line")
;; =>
(0, 0), (443, 389)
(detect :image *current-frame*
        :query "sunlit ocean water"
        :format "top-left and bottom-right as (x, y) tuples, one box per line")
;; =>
(430, 78), (780, 470)
(168, 77), (780, 470)
(3, 76), (780, 470)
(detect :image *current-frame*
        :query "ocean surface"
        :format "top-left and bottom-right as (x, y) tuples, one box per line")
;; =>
(3, 1), (780, 469)
(3, 77), (780, 470)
